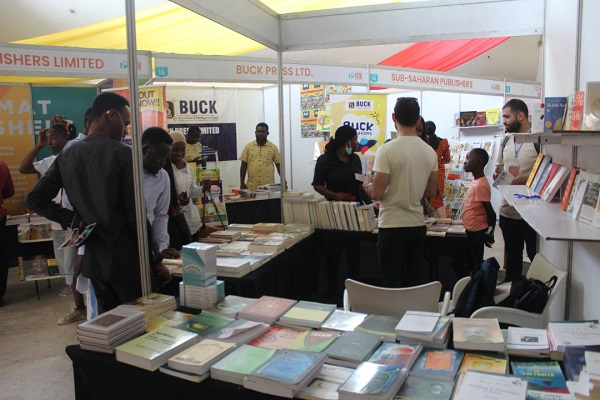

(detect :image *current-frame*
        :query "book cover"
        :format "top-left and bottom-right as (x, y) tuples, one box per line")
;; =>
(159, 364), (208, 383)
(583, 81), (600, 131)
(453, 318), (504, 352)
(325, 331), (382, 366)
(560, 168), (579, 211)
(167, 338), (236, 375)
(115, 326), (198, 371)
(459, 353), (509, 374)
(541, 165), (571, 202)
(493, 170), (516, 189)
(367, 343), (422, 369)
(526, 153), (546, 187)
(286, 330), (340, 353)
(547, 321), (600, 353)
(20, 255), (49, 280)
(296, 364), (355, 400)
(206, 319), (270, 344)
(486, 108), (500, 125)
(570, 91), (585, 130)
(563, 346), (600, 381)
(321, 309), (367, 332)
(338, 361), (407, 396)
(532, 159), (555, 195)
(567, 170), (590, 219)
(174, 311), (234, 338)
(249, 325), (309, 350)
(355, 314), (400, 342)
(459, 111), (477, 127)
(529, 156), (552, 194)
(248, 349), (326, 387)
(278, 301), (337, 329)
(511, 361), (569, 396)
(237, 295), (297, 323)
(507, 327), (549, 350)
(210, 344), (276, 384)
(146, 311), (194, 333)
(563, 94), (574, 130)
(537, 163), (561, 197)
(410, 349), (464, 381)
(79, 305), (145, 335)
(578, 174), (600, 225)
(395, 311), (440, 334)
(476, 111), (487, 126)
(396, 376), (454, 400)
(543, 97), (568, 131)
(452, 371), (527, 400)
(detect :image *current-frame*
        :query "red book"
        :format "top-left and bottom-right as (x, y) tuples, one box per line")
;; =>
(569, 91), (585, 130)
(538, 163), (561, 196)
(561, 168), (579, 211)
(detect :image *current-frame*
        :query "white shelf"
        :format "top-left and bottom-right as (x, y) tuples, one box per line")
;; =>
(457, 125), (503, 130)
(513, 131), (600, 146)
(497, 185), (600, 242)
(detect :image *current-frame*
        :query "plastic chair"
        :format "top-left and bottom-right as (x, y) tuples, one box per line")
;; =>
(453, 253), (566, 328)
(343, 279), (451, 318)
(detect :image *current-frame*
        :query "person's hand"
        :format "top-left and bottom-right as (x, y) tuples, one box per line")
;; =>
(334, 192), (346, 201)
(493, 166), (502, 180)
(511, 176), (527, 185)
(178, 192), (190, 206)
(37, 129), (49, 147)
(161, 248), (180, 259)
(484, 227), (495, 248)
(153, 261), (172, 285)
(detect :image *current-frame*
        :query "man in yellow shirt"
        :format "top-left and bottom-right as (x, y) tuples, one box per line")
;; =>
(239, 122), (282, 189)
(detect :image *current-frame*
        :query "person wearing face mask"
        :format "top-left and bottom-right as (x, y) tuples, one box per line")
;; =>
(239, 122), (282, 190)
(312, 125), (371, 297)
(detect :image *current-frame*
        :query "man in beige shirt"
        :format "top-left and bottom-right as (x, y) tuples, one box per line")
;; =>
(494, 99), (539, 281)
(239, 122), (282, 190)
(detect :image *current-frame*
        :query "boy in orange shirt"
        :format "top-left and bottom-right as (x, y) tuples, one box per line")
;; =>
(462, 148), (496, 267)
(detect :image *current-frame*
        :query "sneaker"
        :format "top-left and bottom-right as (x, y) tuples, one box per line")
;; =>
(57, 306), (86, 325)
(59, 286), (72, 297)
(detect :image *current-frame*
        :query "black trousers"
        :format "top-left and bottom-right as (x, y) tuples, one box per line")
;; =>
(377, 226), (427, 288)
(499, 215), (537, 281)
(466, 228), (487, 268)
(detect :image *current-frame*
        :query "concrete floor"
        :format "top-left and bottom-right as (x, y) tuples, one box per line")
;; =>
(0, 267), (77, 400)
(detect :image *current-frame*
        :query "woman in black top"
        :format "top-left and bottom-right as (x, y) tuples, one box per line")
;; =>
(312, 125), (371, 204)
(311, 125), (370, 300)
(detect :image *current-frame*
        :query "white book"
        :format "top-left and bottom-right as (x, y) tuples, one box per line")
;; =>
(395, 311), (440, 334)
(453, 371), (528, 400)
(568, 170), (591, 220)
(578, 173), (600, 225)
(296, 364), (354, 400)
(507, 327), (549, 350)
(78, 305), (145, 336)
(548, 321), (600, 353)
(168, 338), (237, 375)
(493, 170), (516, 188)
(541, 165), (571, 202)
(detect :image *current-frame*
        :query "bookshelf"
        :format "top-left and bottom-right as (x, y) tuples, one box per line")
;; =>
(513, 131), (600, 146)
(497, 185), (600, 242)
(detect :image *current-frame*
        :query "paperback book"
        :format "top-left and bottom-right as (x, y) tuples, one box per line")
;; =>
(206, 319), (270, 345)
(277, 301), (337, 329)
(511, 361), (570, 400)
(321, 309), (368, 332)
(158, 364), (209, 383)
(395, 376), (454, 400)
(338, 361), (408, 400)
(453, 318), (505, 353)
(296, 363), (355, 400)
(237, 295), (297, 324)
(409, 349), (464, 381)
(206, 295), (258, 318)
(210, 344), (277, 385)
(249, 325), (309, 350)
(452, 371), (527, 400)
(355, 314), (400, 343)
(367, 343), (422, 370)
(458, 352), (509, 375)
(174, 311), (234, 339)
(286, 330), (340, 353)
(324, 331), (382, 368)
(167, 338), (237, 375)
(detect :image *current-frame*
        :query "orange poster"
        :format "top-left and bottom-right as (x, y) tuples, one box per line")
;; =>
(0, 85), (35, 215)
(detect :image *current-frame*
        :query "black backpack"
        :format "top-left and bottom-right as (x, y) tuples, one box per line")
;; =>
(454, 257), (500, 318)
(496, 276), (557, 313)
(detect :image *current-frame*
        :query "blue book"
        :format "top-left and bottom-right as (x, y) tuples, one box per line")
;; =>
(409, 349), (464, 381)
(248, 349), (326, 389)
(543, 97), (568, 131)
(511, 361), (569, 398)
(563, 345), (600, 381)
(339, 361), (408, 397)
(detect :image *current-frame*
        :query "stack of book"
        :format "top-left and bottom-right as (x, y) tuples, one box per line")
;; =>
(243, 349), (326, 398)
(511, 361), (570, 399)
(179, 242), (223, 309)
(211, 344), (277, 385)
(284, 223), (316, 234)
(216, 240), (250, 257)
(175, 311), (234, 340)
(458, 352), (508, 375)
(115, 326), (198, 371)
(206, 319), (270, 345)
(563, 346), (600, 381)
(237, 295), (297, 324)
(283, 198), (378, 232)
(506, 327), (550, 357)
(122, 293), (177, 325)
(547, 321), (600, 360)
(227, 223), (255, 232)
(452, 318), (505, 353)
(206, 295), (258, 318)
(146, 310), (194, 333)
(452, 371), (528, 400)
(277, 300), (337, 329)
(395, 375), (455, 400)
(249, 325), (309, 350)
(208, 230), (241, 242)
(320, 309), (368, 332)
(215, 257), (252, 278)
(355, 314), (400, 343)
(409, 349), (464, 382)
(367, 342), (422, 371)
(338, 361), (409, 400)
(77, 306), (146, 354)
(398, 316), (452, 349)
(252, 222), (285, 233)
(179, 280), (225, 310)
(324, 331), (382, 368)
(248, 237), (288, 253)
(395, 311), (451, 348)
(296, 363), (354, 400)
(166, 338), (237, 380)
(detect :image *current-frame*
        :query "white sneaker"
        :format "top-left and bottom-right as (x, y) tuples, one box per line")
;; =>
(59, 286), (72, 297)
(57, 306), (86, 325)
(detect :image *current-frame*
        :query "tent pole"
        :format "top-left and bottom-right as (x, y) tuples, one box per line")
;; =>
(277, 18), (285, 220)
(125, 0), (152, 295)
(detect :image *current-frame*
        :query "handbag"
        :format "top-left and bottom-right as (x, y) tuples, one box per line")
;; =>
(197, 178), (227, 239)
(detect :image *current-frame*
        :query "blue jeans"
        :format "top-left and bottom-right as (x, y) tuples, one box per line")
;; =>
(52, 229), (77, 285)
(377, 226), (427, 288)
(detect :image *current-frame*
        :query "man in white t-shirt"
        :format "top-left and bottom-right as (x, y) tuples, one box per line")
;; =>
(493, 99), (538, 281)
(371, 97), (438, 287)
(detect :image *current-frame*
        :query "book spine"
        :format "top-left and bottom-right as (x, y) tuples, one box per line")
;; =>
(561, 168), (578, 210)
(526, 153), (545, 187)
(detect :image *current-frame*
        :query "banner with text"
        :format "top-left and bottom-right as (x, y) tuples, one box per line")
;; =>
(0, 85), (35, 214)
(0, 45), (151, 79)
(329, 93), (387, 156)
(166, 87), (237, 161)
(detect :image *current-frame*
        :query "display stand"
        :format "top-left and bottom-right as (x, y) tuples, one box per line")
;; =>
(498, 130), (600, 319)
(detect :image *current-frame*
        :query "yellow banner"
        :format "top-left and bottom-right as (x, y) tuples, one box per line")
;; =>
(0, 85), (35, 215)
(329, 93), (387, 156)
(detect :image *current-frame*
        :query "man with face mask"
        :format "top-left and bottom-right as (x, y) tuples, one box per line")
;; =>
(239, 122), (282, 190)
(493, 98), (539, 281)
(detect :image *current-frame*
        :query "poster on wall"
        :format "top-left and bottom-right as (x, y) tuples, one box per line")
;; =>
(166, 87), (238, 161)
(110, 86), (168, 144)
(329, 93), (387, 156)
(0, 85), (36, 214)
(300, 84), (351, 138)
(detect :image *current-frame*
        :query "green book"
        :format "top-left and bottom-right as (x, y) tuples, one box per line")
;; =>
(278, 301), (337, 329)
(287, 330), (340, 352)
(396, 375), (454, 400)
(355, 314), (400, 342)
(175, 311), (234, 338)
(115, 326), (197, 371)
(211, 344), (276, 385)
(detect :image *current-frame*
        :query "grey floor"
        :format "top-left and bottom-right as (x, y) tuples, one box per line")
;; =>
(0, 228), (508, 400)
(0, 267), (77, 400)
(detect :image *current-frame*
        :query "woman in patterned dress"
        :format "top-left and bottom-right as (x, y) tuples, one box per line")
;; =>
(424, 121), (450, 218)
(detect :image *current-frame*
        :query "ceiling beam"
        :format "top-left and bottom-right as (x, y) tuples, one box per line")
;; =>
(172, 0), (280, 51)
(279, 0), (544, 51)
